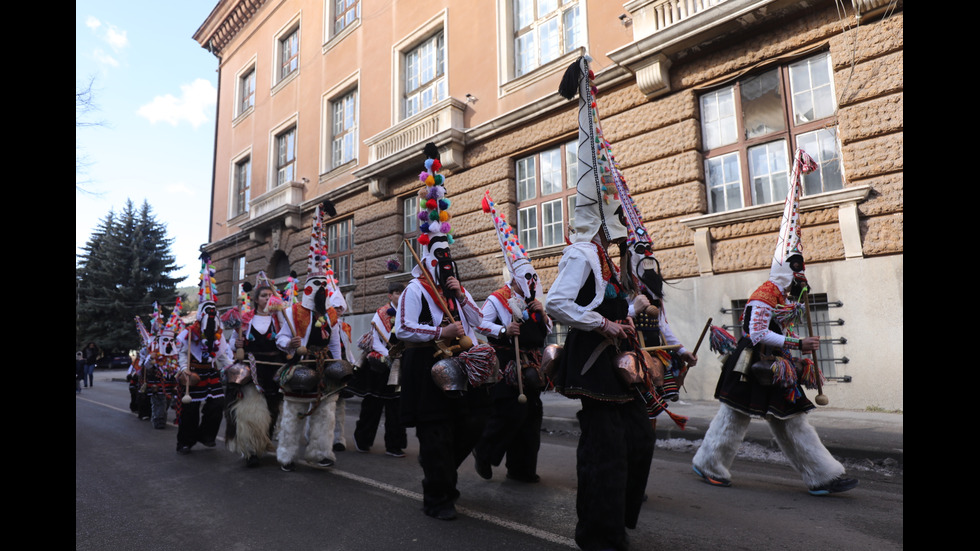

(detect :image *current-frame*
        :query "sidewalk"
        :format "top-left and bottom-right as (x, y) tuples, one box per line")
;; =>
(539, 391), (904, 466)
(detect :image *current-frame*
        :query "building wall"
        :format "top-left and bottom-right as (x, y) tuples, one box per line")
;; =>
(196, 0), (903, 411)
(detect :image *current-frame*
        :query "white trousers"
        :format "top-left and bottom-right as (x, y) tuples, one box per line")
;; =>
(692, 403), (844, 488)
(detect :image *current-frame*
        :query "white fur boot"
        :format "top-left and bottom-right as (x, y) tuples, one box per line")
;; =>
(277, 399), (309, 467)
(693, 403), (752, 483)
(767, 414), (845, 488)
(304, 394), (338, 466)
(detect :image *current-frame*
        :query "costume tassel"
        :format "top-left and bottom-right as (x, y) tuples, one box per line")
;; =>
(709, 326), (738, 355)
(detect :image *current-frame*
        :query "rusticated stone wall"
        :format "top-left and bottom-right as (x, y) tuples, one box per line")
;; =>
(210, 3), (902, 322)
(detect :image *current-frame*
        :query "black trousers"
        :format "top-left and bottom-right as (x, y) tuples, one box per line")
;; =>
(415, 408), (488, 515)
(574, 397), (655, 551)
(354, 394), (407, 451)
(474, 390), (542, 478)
(177, 397), (225, 448)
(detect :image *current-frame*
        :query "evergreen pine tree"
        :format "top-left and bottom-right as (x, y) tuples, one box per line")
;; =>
(76, 200), (182, 353)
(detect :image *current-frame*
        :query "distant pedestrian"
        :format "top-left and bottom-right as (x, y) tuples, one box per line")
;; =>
(82, 342), (100, 387)
(76, 352), (85, 394)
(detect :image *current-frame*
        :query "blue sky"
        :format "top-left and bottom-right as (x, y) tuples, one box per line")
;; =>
(76, 1), (220, 287)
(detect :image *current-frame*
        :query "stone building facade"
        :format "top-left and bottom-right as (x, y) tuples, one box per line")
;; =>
(195, 0), (903, 410)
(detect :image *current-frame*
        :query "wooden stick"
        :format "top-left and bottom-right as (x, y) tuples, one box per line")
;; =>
(514, 334), (526, 404)
(181, 337), (192, 404)
(692, 317), (713, 356)
(404, 239), (457, 324)
(403, 239), (472, 353)
(640, 344), (682, 352)
(372, 321), (390, 346)
(803, 291), (828, 406)
(677, 318), (711, 390)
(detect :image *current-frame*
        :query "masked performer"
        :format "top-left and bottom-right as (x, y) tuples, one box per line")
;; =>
(692, 150), (858, 496)
(138, 301), (182, 429)
(472, 191), (551, 483)
(175, 255), (231, 455)
(275, 203), (346, 472)
(397, 143), (494, 521)
(350, 281), (408, 457)
(546, 56), (656, 551)
(224, 271), (287, 467)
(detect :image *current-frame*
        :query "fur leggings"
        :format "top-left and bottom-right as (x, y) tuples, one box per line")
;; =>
(692, 403), (845, 488)
(277, 394), (338, 466)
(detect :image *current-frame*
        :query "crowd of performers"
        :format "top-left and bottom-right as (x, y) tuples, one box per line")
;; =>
(124, 56), (856, 551)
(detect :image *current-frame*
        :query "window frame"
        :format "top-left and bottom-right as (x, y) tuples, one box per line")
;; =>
(402, 31), (447, 120)
(332, 0), (360, 36)
(700, 52), (843, 214)
(235, 62), (257, 119)
(512, 0), (584, 78)
(232, 154), (251, 217)
(515, 139), (578, 250)
(400, 194), (423, 274)
(274, 125), (297, 187)
(330, 88), (358, 169)
(327, 217), (355, 287)
(272, 15), (301, 91)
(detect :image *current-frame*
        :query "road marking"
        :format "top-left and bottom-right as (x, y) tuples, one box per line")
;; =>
(78, 392), (577, 548)
(331, 469), (577, 548)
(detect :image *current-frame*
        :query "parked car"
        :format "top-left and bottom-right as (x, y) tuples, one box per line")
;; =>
(97, 353), (133, 370)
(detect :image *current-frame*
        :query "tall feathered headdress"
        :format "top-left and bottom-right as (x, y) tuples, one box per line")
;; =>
(411, 142), (457, 280)
(197, 252), (218, 319)
(559, 55), (629, 244)
(481, 190), (539, 300)
(769, 148), (818, 293)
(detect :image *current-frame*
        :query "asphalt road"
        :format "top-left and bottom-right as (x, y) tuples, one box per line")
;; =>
(76, 373), (903, 550)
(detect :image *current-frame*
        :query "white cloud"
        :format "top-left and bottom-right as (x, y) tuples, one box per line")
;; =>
(104, 26), (129, 51)
(165, 183), (196, 196)
(92, 48), (119, 68)
(86, 15), (128, 69)
(137, 79), (216, 129)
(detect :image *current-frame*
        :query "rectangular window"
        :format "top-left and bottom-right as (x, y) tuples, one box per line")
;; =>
(331, 89), (357, 168)
(699, 52), (843, 213)
(334, 0), (360, 34)
(239, 68), (255, 114)
(514, 0), (583, 77)
(515, 140), (577, 248)
(234, 157), (251, 216)
(276, 127), (296, 186)
(404, 32), (446, 119)
(280, 28), (299, 81)
(402, 195), (422, 272)
(328, 218), (354, 286)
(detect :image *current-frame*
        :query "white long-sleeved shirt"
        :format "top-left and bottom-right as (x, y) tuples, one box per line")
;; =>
(545, 242), (608, 332)
(176, 328), (233, 371)
(370, 304), (395, 357)
(745, 299), (792, 349)
(395, 278), (482, 343)
(275, 306), (342, 360)
(478, 292), (553, 339)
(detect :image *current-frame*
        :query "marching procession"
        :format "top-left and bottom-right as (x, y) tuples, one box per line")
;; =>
(117, 57), (858, 551)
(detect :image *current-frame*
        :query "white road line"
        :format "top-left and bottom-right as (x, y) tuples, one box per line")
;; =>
(78, 393), (577, 548)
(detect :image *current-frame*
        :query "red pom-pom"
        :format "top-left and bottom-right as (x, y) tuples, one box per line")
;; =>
(418, 234), (430, 245)
(432, 159), (442, 172)
(481, 196), (491, 213)
(426, 199), (437, 210)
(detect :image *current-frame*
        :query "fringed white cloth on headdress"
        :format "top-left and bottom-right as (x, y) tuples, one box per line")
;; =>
(559, 55), (628, 244)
